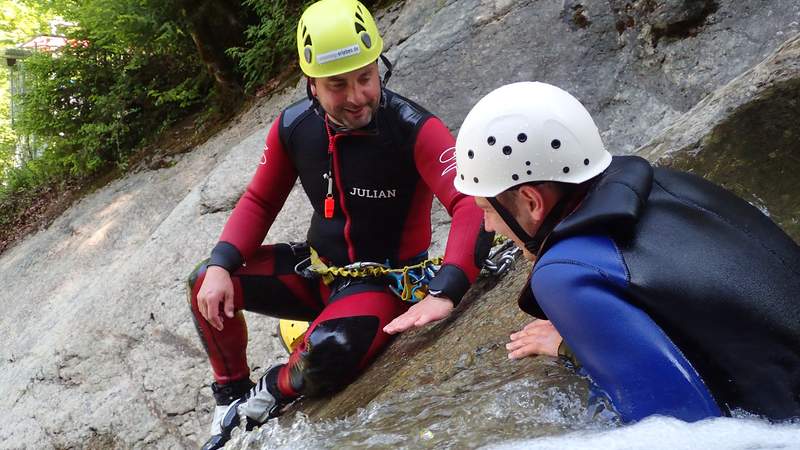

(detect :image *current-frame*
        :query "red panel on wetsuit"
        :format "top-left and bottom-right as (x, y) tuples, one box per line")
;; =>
(219, 118), (298, 263)
(409, 117), (484, 283)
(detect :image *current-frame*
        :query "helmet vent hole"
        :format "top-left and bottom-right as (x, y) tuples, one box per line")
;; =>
(355, 22), (367, 34)
(357, 4), (364, 13)
(473, 177), (479, 183)
(467, 150), (474, 159)
(460, 174), (465, 180)
(527, 170), (532, 175)
(487, 136), (496, 146)
(512, 174), (519, 181)
(502, 145), (512, 155)
(302, 25), (307, 36)
(517, 133), (527, 143)
(361, 32), (372, 48)
(563, 166), (570, 174)
(551, 139), (561, 149)
(304, 47), (312, 64)
(525, 161), (531, 166)
(584, 158), (590, 165)
(304, 35), (312, 47)
(355, 12), (364, 22)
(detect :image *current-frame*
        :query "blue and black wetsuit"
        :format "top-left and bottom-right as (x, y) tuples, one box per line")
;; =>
(522, 156), (800, 422)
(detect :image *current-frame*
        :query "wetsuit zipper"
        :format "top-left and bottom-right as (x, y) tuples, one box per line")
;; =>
(324, 115), (357, 262)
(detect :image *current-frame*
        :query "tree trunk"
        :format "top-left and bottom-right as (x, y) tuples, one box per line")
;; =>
(177, 0), (255, 111)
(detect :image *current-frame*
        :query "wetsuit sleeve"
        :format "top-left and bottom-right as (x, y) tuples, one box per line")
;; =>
(531, 235), (722, 423)
(208, 117), (298, 272)
(413, 117), (488, 306)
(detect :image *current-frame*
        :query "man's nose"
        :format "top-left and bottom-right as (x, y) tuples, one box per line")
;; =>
(346, 84), (365, 105)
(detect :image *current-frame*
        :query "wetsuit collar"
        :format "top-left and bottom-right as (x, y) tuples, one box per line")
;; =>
(549, 156), (653, 246)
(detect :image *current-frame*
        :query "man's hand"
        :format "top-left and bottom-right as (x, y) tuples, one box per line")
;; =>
(197, 265), (235, 331)
(383, 294), (454, 335)
(506, 319), (562, 359)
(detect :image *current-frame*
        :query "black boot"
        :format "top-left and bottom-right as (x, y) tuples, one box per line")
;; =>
(201, 378), (254, 450)
(201, 367), (290, 450)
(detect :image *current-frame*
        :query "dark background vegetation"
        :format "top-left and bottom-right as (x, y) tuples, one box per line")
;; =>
(0, 0), (385, 253)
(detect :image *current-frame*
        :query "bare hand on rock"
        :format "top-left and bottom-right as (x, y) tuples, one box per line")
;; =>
(383, 294), (454, 335)
(506, 319), (562, 359)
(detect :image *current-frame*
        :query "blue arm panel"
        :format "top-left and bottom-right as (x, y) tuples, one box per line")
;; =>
(532, 235), (722, 423)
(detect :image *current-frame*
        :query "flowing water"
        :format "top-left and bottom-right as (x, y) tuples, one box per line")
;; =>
(223, 353), (800, 450)
(226, 357), (612, 450)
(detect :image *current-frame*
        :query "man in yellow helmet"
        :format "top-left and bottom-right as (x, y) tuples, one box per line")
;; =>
(187, 1), (489, 448)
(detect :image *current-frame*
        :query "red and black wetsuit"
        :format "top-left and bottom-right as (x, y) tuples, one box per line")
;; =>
(189, 89), (489, 399)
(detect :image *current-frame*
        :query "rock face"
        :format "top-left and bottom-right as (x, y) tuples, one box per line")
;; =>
(0, 1), (798, 448)
(637, 33), (800, 242)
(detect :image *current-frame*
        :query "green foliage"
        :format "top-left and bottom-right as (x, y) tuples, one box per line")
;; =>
(229, 0), (313, 92)
(0, 72), (15, 177)
(0, 0), (214, 236)
(2, 0), (208, 185)
(0, 1), (50, 47)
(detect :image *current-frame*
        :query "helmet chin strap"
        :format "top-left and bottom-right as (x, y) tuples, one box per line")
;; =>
(487, 186), (578, 256)
(379, 54), (393, 86)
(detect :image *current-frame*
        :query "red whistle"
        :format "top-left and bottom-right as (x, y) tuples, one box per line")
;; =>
(324, 196), (334, 218)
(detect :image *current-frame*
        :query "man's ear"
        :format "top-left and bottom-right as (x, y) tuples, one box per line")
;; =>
(309, 78), (317, 97)
(516, 185), (548, 222)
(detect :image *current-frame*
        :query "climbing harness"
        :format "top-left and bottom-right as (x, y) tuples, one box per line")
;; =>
(280, 236), (521, 354)
(294, 247), (442, 302)
(293, 235), (519, 303)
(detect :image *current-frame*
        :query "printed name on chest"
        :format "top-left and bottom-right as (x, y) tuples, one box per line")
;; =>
(349, 187), (397, 199)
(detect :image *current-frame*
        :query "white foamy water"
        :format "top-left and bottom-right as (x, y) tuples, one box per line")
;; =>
(486, 416), (800, 450)
(225, 358), (799, 450)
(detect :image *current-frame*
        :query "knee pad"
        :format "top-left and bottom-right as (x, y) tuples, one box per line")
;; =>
(299, 316), (380, 396)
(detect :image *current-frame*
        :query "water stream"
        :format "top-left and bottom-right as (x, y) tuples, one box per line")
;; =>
(225, 352), (800, 449)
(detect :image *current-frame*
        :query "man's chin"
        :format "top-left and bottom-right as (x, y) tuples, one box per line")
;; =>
(343, 114), (372, 129)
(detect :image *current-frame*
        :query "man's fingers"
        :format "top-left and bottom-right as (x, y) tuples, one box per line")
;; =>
(223, 290), (235, 319)
(203, 296), (224, 331)
(506, 337), (536, 352)
(384, 311), (419, 334)
(413, 314), (431, 327)
(197, 295), (208, 321)
(510, 329), (534, 341)
(508, 346), (539, 360)
(208, 307), (222, 331)
(522, 320), (542, 332)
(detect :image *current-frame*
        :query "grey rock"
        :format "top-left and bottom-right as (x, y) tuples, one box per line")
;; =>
(1, 1), (799, 448)
(638, 32), (800, 241)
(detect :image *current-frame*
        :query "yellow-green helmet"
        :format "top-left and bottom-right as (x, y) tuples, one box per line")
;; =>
(297, 0), (384, 78)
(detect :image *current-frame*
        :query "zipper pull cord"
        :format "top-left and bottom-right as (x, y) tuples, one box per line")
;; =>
(324, 115), (336, 219)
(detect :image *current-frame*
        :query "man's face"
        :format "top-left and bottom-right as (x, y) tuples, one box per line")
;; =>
(475, 194), (538, 261)
(310, 62), (381, 129)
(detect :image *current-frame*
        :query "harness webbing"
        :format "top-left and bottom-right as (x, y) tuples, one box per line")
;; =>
(295, 236), (514, 302)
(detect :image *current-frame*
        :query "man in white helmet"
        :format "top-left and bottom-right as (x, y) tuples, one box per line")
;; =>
(451, 81), (800, 423)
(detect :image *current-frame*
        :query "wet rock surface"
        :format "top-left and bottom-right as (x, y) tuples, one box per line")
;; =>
(638, 33), (800, 242)
(1, 0), (799, 448)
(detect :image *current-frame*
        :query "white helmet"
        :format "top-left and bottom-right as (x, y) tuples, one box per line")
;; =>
(454, 82), (612, 197)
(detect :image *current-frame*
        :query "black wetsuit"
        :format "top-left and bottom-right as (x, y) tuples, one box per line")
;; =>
(523, 155), (800, 421)
(189, 89), (487, 398)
